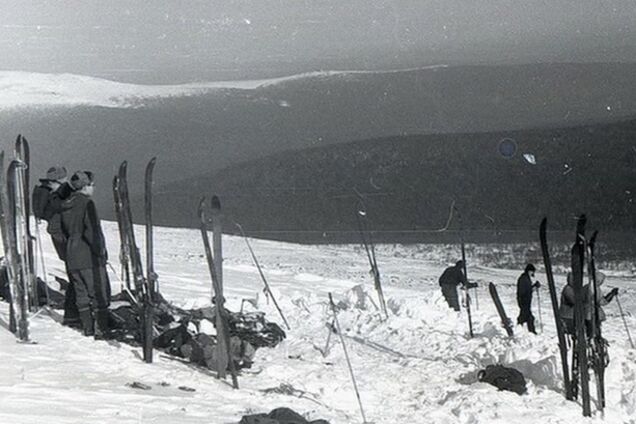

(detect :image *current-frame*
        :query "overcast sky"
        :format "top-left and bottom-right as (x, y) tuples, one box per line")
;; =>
(1, 0), (636, 83)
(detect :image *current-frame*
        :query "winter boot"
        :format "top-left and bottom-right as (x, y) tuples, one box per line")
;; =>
(79, 309), (94, 336)
(94, 309), (111, 340)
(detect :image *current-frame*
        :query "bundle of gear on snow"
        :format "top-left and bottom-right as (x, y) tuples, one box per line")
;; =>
(239, 407), (329, 424)
(477, 364), (527, 395)
(106, 292), (286, 371)
(5, 272), (287, 373)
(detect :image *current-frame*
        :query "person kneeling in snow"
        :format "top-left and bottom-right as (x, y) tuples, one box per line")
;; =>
(60, 171), (111, 338)
(516, 263), (541, 334)
(438, 260), (477, 311)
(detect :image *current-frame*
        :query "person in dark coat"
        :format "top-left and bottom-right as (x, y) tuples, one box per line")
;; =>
(32, 166), (79, 326)
(438, 260), (477, 311)
(516, 263), (541, 334)
(60, 171), (111, 337)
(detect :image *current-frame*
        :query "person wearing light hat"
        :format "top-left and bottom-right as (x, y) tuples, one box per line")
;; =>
(516, 263), (541, 334)
(60, 171), (111, 338)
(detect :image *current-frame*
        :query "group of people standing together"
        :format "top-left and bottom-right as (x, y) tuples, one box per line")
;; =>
(438, 260), (619, 336)
(33, 166), (111, 338)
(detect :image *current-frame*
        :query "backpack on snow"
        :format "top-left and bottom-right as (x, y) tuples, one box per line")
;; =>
(477, 364), (527, 395)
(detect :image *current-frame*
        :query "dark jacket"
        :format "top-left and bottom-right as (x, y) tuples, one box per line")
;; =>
(32, 182), (72, 221)
(516, 272), (534, 309)
(439, 265), (468, 287)
(60, 192), (108, 271)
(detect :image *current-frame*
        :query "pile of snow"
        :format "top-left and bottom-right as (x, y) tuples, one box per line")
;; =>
(1, 220), (635, 423)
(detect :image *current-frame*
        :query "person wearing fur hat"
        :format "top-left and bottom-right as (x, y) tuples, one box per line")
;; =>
(32, 166), (79, 326)
(60, 171), (111, 338)
(438, 260), (477, 311)
(516, 263), (541, 334)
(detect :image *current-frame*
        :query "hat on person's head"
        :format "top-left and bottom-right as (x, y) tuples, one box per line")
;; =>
(70, 171), (92, 190)
(525, 263), (536, 273)
(41, 166), (67, 182)
(455, 260), (464, 268)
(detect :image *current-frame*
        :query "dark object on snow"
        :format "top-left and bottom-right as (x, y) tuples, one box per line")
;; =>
(488, 282), (514, 337)
(239, 407), (329, 424)
(126, 381), (151, 390)
(477, 364), (527, 395)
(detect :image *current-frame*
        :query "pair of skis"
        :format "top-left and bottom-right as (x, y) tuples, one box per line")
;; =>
(198, 196), (239, 389)
(0, 136), (35, 342)
(355, 204), (388, 320)
(113, 159), (157, 363)
(541, 216), (606, 416)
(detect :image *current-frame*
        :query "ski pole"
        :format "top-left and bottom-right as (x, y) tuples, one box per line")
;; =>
(236, 223), (290, 330)
(329, 293), (368, 424)
(536, 285), (543, 333)
(33, 220), (51, 306)
(615, 293), (634, 349)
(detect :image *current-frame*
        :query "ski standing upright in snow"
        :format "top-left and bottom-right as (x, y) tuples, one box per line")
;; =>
(571, 214), (591, 416)
(539, 218), (572, 400)
(0, 151), (19, 335)
(198, 196), (239, 389)
(143, 157), (157, 363)
(587, 231), (607, 412)
(15, 135), (36, 310)
(117, 161), (155, 361)
(6, 159), (30, 341)
(354, 201), (388, 320)
(453, 206), (475, 337)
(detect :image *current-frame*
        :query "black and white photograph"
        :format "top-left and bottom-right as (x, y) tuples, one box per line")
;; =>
(0, 1), (635, 422)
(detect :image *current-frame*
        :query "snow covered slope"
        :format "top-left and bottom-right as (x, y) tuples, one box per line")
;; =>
(1, 221), (635, 423)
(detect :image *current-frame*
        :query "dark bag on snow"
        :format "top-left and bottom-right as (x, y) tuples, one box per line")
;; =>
(239, 407), (329, 424)
(478, 364), (527, 395)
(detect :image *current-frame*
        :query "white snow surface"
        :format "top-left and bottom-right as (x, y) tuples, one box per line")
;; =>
(0, 66), (447, 110)
(1, 221), (635, 424)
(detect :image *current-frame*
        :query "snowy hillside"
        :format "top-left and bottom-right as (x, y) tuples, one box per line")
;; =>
(0, 68), (446, 110)
(1, 221), (635, 423)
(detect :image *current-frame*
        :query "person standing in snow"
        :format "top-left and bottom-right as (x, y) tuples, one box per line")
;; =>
(438, 260), (476, 311)
(585, 271), (618, 337)
(32, 166), (79, 325)
(60, 171), (111, 337)
(559, 271), (618, 337)
(516, 263), (541, 334)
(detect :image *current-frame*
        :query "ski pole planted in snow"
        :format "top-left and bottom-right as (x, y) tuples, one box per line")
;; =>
(328, 292), (368, 424)
(536, 285), (543, 333)
(235, 222), (290, 330)
(615, 293), (634, 349)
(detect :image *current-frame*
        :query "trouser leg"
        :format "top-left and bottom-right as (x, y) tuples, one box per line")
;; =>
(92, 266), (111, 335)
(69, 269), (95, 336)
(527, 314), (536, 334)
(441, 285), (460, 311)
